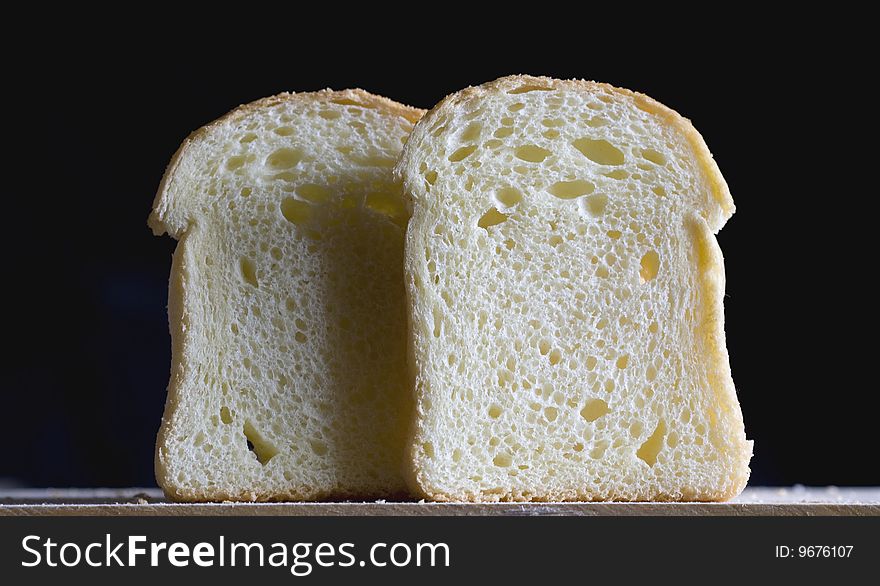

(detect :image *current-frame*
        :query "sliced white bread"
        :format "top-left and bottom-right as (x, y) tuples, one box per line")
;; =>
(396, 75), (751, 501)
(150, 90), (423, 501)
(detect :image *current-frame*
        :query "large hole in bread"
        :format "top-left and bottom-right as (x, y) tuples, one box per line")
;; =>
(493, 453), (512, 467)
(495, 187), (523, 207)
(580, 399), (610, 422)
(449, 145), (477, 162)
(548, 180), (594, 200)
(243, 421), (278, 465)
(461, 122), (482, 142)
(583, 193), (608, 216)
(478, 207), (508, 229)
(515, 145), (551, 163)
(640, 250), (660, 283)
(281, 197), (312, 225)
(637, 419), (666, 466)
(266, 148), (303, 170)
(572, 138), (625, 165)
(240, 258), (258, 287)
(641, 148), (666, 165)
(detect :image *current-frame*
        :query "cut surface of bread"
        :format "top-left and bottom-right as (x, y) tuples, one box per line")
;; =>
(397, 75), (751, 502)
(150, 90), (423, 501)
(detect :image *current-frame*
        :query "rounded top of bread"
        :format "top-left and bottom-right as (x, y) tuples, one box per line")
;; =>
(149, 89), (424, 238)
(397, 74), (733, 233)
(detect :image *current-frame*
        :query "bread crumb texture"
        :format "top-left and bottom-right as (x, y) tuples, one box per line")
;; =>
(150, 90), (422, 501)
(398, 75), (752, 502)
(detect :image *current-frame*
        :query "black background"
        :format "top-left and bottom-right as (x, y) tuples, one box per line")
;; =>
(1, 24), (875, 490)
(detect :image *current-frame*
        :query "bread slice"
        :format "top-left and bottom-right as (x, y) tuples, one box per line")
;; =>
(149, 90), (423, 501)
(396, 75), (752, 502)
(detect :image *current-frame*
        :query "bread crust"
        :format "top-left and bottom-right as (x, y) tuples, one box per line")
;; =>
(151, 90), (423, 502)
(397, 75), (750, 502)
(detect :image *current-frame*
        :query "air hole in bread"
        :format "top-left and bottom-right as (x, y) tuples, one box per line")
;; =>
(508, 103), (525, 112)
(266, 148), (303, 170)
(514, 145), (551, 163)
(330, 98), (372, 108)
(572, 138), (625, 165)
(636, 419), (666, 466)
(544, 407), (558, 422)
(494, 127), (513, 138)
(309, 439), (329, 456)
(604, 169), (627, 180)
(616, 355), (629, 369)
(318, 110), (341, 120)
(641, 148), (666, 165)
(508, 84), (554, 94)
(580, 399), (610, 422)
(271, 172), (297, 183)
(542, 130), (560, 139)
(226, 155), (252, 171)
(548, 349), (562, 365)
(460, 122), (482, 142)
(493, 453), (512, 467)
(538, 339), (551, 355)
(477, 207), (507, 229)
(607, 230), (622, 240)
(449, 145), (477, 162)
(220, 406), (233, 424)
(239, 133), (257, 144)
(653, 185), (667, 197)
(240, 187), (252, 197)
(280, 197), (312, 225)
(639, 250), (660, 283)
(582, 193), (608, 216)
(273, 126), (294, 136)
(548, 180), (594, 200)
(295, 331), (307, 343)
(589, 440), (608, 459)
(424, 170), (438, 185)
(243, 421), (278, 465)
(240, 258), (258, 287)
(296, 184), (330, 203)
(495, 187), (523, 208)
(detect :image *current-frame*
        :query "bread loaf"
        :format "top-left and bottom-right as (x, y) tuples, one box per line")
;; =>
(150, 90), (423, 501)
(396, 75), (752, 501)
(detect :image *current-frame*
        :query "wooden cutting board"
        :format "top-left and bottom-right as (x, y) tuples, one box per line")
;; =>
(1, 487), (878, 516)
